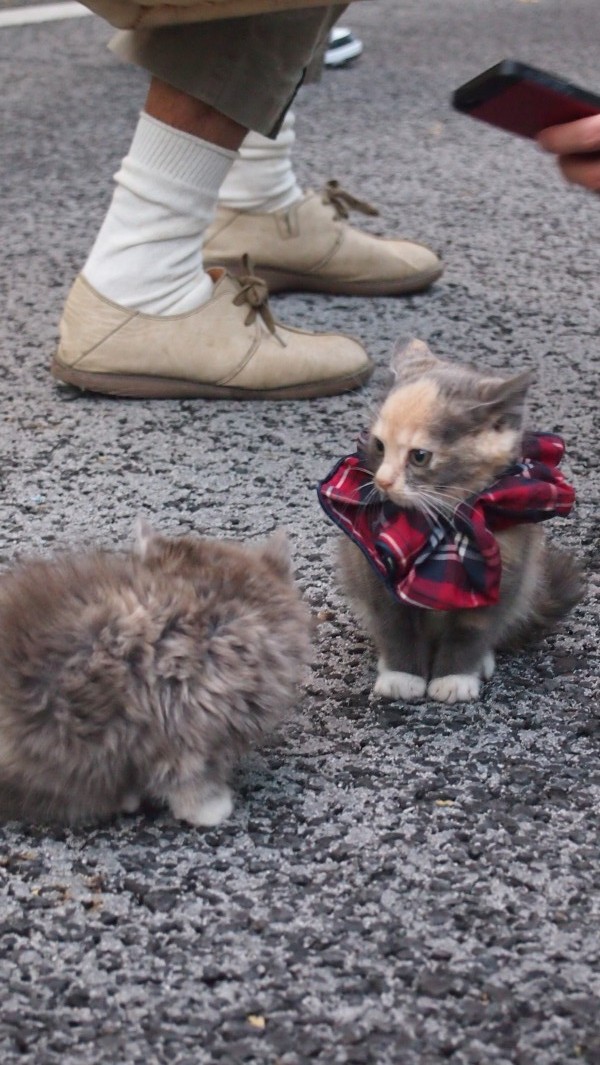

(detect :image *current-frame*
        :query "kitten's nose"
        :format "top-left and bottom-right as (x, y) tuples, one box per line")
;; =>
(375, 470), (394, 492)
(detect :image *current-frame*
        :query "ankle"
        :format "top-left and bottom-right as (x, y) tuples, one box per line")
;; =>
(83, 113), (235, 315)
(145, 78), (248, 150)
(218, 110), (304, 214)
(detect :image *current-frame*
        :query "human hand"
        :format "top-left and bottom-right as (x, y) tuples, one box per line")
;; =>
(537, 113), (600, 192)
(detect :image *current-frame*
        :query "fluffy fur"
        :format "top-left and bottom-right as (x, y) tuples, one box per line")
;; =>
(338, 340), (584, 704)
(0, 523), (312, 826)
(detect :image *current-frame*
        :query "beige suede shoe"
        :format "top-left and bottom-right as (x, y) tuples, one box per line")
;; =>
(203, 181), (443, 296)
(52, 267), (373, 400)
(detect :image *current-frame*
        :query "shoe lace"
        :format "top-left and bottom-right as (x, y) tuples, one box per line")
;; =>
(322, 179), (380, 220)
(233, 254), (277, 335)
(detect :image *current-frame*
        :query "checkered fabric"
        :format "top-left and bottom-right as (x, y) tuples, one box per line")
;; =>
(316, 432), (576, 610)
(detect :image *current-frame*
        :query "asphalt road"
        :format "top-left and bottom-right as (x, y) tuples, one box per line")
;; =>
(0, 1), (599, 1062)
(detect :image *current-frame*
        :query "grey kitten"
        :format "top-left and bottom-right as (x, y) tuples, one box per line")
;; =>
(326, 340), (583, 705)
(0, 522), (312, 826)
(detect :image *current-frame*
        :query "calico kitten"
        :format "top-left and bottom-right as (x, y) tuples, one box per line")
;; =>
(329, 340), (583, 705)
(0, 522), (312, 826)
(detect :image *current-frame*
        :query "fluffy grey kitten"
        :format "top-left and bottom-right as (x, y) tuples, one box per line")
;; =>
(333, 340), (583, 704)
(0, 522), (312, 826)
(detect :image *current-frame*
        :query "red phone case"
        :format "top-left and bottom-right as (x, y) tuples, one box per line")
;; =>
(452, 60), (600, 139)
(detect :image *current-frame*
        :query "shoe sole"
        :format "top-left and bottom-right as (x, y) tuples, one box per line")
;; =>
(51, 357), (374, 401)
(324, 41), (364, 67)
(204, 260), (443, 296)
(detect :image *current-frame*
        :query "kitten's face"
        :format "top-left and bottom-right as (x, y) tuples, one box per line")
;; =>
(365, 356), (530, 517)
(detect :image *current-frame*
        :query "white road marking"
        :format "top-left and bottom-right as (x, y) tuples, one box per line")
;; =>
(0, 2), (93, 28)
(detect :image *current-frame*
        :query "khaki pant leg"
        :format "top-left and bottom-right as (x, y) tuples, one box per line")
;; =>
(110, 5), (347, 136)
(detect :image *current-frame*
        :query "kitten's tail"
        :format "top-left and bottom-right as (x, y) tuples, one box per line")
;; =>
(537, 543), (585, 630)
(504, 543), (584, 649)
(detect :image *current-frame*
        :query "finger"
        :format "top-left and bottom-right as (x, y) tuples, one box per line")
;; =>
(537, 113), (600, 155)
(559, 152), (600, 192)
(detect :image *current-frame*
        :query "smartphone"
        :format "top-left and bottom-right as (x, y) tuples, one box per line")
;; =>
(452, 59), (600, 139)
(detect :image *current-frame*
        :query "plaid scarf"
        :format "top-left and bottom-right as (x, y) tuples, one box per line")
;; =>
(317, 431), (576, 610)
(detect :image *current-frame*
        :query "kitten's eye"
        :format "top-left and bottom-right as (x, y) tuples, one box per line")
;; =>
(408, 448), (432, 468)
(372, 436), (385, 455)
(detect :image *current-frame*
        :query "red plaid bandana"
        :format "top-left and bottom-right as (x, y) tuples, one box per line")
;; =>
(317, 432), (576, 610)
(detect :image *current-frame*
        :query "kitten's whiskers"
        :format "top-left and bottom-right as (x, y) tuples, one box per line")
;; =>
(426, 486), (482, 525)
(414, 490), (454, 524)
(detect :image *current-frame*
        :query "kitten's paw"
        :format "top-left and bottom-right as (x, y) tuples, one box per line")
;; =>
(374, 669), (427, 702)
(169, 786), (233, 828)
(428, 674), (481, 704)
(481, 651), (496, 680)
(121, 793), (141, 814)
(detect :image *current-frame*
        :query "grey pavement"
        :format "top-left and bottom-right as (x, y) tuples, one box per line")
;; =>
(1, 1), (599, 1062)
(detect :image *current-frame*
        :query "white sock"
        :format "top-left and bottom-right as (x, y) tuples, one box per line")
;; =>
(217, 110), (304, 214)
(83, 113), (236, 316)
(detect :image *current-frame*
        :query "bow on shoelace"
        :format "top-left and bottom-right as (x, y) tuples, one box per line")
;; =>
(232, 254), (277, 334)
(317, 432), (576, 610)
(322, 179), (380, 220)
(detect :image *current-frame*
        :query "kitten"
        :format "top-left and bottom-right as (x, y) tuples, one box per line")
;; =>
(320, 339), (583, 705)
(0, 522), (312, 826)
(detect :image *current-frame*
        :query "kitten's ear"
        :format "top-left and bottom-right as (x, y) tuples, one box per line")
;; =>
(133, 516), (157, 560)
(259, 529), (292, 578)
(390, 338), (441, 382)
(477, 370), (533, 424)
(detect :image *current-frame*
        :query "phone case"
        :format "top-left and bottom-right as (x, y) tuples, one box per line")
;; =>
(452, 59), (600, 139)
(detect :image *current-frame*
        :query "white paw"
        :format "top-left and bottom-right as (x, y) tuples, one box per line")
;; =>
(481, 651), (496, 680)
(428, 674), (481, 704)
(121, 793), (141, 814)
(374, 669), (427, 702)
(170, 786), (233, 828)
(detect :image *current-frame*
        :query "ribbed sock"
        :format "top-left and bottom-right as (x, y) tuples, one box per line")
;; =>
(217, 110), (303, 214)
(83, 112), (236, 315)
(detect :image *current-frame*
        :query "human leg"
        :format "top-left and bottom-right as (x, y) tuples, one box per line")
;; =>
(74, 7), (338, 315)
(211, 109), (304, 215)
(204, 108), (443, 296)
(81, 92), (240, 316)
(53, 6), (373, 399)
